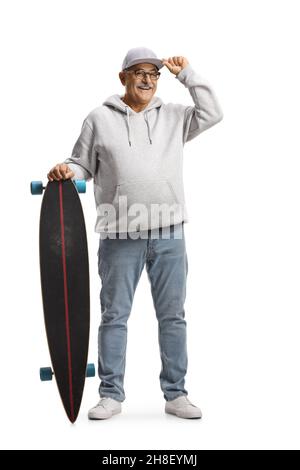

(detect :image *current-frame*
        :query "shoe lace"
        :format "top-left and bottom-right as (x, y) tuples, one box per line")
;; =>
(97, 397), (112, 409)
(180, 396), (196, 407)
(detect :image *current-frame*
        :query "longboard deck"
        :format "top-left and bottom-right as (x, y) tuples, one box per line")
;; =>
(39, 180), (90, 422)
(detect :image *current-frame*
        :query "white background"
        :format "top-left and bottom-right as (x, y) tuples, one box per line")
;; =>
(1, 0), (300, 450)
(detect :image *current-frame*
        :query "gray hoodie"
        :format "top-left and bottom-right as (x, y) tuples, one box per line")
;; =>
(64, 64), (223, 233)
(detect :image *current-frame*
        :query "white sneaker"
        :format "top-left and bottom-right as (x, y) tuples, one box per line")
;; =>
(88, 397), (122, 420)
(165, 396), (202, 419)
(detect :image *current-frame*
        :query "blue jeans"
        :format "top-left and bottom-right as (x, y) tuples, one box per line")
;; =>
(97, 223), (189, 402)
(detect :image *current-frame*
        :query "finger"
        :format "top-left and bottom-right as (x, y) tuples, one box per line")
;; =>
(52, 168), (62, 180)
(162, 62), (172, 72)
(169, 57), (176, 66)
(52, 170), (62, 181)
(47, 173), (53, 182)
(50, 174), (59, 181)
(55, 166), (64, 179)
(65, 171), (74, 179)
(60, 164), (69, 178)
(162, 58), (171, 67)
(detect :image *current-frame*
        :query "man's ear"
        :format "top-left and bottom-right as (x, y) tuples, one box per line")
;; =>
(119, 71), (126, 86)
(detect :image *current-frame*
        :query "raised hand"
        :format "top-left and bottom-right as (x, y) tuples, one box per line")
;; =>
(161, 56), (189, 76)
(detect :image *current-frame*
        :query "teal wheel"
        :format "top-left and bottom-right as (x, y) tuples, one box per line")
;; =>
(30, 181), (44, 195)
(74, 180), (86, 194)
(86, 363), (95, 378)
(40, 367), (53, 381)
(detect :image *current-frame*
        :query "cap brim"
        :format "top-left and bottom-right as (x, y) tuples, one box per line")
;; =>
(124, 58), (164, 70)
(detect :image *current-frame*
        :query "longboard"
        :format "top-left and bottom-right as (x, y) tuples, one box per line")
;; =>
(31, 179), (94, 422)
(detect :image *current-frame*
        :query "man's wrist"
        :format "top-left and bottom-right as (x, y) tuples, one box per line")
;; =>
(175, 64), (193, 81)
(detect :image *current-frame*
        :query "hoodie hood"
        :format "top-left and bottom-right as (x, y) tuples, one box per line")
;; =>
(103, 94), (163, 146)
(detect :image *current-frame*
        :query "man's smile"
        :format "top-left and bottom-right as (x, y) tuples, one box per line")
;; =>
(137, 86), (152, 90)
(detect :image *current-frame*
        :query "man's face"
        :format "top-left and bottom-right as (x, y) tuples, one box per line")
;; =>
(119, 63), (159, 106)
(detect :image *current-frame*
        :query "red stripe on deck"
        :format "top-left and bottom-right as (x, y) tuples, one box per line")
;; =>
(59, 182), (74, 422)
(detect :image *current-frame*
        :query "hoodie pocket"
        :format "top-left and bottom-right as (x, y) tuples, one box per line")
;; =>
(115, 179), (179, 207)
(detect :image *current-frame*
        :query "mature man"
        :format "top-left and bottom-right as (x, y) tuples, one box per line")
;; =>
(47, 47), (223, 420)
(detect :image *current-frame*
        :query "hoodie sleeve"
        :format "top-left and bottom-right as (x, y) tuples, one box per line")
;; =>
(175, 64), (223, 144)
(64, 118), (97, 181)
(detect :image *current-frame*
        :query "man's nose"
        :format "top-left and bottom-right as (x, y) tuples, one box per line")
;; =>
(142, 74), (152, 84)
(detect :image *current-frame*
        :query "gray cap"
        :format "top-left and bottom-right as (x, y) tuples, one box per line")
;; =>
(122, 47), (163, 71)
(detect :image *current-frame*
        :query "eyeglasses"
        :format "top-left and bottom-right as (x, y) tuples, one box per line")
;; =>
(125, 69), (161, 81)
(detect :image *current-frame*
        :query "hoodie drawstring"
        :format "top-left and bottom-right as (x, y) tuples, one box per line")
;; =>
(125, 106), (132, 146)
(124, 106), (152, 146)
(144, 111), (152, 145)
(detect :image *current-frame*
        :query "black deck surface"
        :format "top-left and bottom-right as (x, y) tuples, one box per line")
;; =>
(39, 180), (90, 422)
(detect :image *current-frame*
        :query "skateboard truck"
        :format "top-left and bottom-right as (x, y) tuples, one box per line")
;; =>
(30, 180), (86, 195)
(40, 364), (96, 381)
